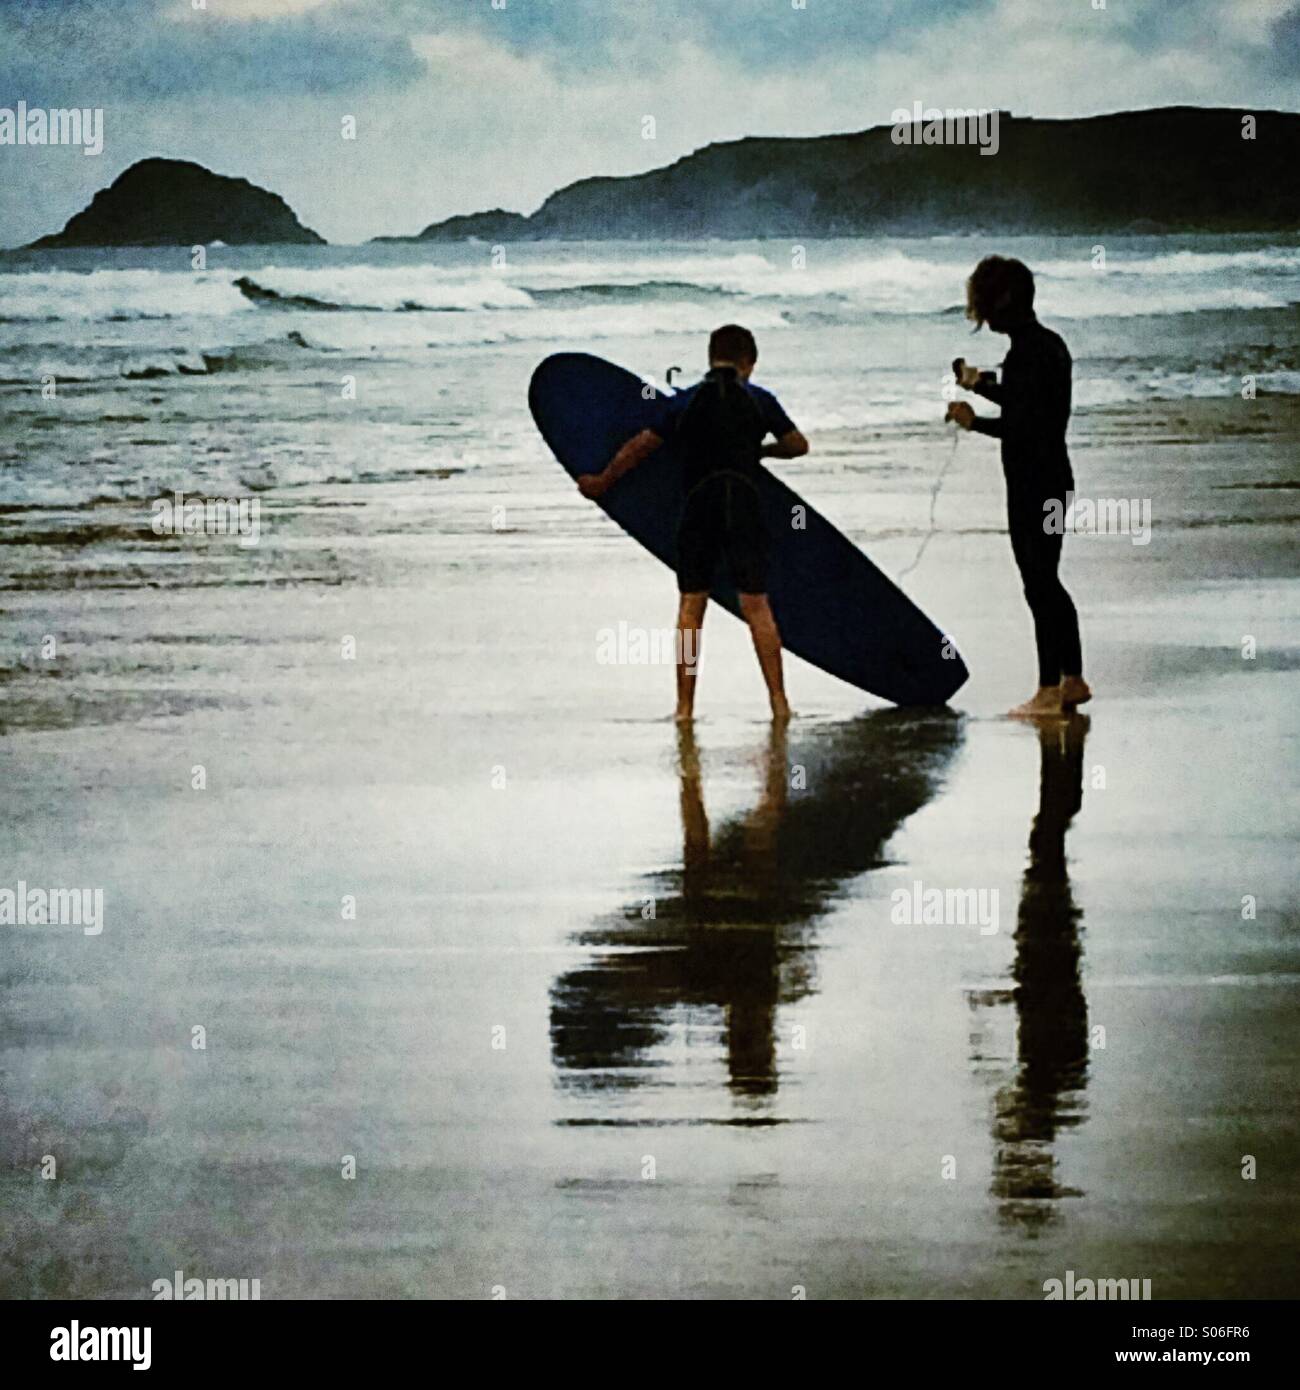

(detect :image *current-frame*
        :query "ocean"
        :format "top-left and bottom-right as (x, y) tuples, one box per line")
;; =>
(2, 234), (1299, 513)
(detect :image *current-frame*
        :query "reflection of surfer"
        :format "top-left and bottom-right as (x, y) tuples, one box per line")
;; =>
(678, 721), (790, 1094)
(549, 711), (962, 1104)
(575, 325), (809, 724)
(678, 719), (790, 911)
(945, 256), (1092, 719)
(991, 712), (1090, 1227)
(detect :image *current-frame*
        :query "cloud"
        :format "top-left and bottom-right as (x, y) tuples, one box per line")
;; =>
(3, 0), (1296, 102)
(0, 0), (423, 101)
(385, 0), (1000, 70)
(1272, 4), (1300, 75)
(0, 0), (1296, 246)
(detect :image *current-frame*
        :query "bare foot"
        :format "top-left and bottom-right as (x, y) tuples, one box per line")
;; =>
(1008, 686), (1064, 719)
(674, 705), (695, 724)
(770, 697), (793, 723)
(1060, 675), (1093, 708)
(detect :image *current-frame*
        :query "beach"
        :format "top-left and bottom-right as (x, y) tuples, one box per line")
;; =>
(1, 239), (1298, 1299)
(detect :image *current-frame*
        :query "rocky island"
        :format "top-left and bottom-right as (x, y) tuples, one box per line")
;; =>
(27, 158), (325, 248)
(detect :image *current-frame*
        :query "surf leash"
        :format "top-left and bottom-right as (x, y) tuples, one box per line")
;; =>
(896, 425), (961, 582)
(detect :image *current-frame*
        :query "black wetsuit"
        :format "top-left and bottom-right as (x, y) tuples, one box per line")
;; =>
(652, 368), (797, 595)
(970, 316), (1083, 686)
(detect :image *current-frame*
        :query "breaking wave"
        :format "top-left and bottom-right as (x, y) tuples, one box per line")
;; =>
(1, 245), (1296, 329)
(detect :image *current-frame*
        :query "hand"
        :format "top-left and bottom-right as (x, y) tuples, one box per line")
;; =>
(952, 358), (982, 391)
(578, 472), (609, 500)
(945, 401), (976, 430)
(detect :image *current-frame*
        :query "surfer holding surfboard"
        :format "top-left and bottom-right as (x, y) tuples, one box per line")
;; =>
(576, 325), (809, 723)
(533, 343), (967, 708)
(945, 256), (1092, 719)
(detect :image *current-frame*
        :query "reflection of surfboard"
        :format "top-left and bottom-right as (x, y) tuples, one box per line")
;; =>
(529, 352), (968, 706)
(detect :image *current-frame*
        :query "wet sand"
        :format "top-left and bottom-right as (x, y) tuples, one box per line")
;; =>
(1, 393), (1297, 1298)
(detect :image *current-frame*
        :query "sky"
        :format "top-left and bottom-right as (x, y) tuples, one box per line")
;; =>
(0, 0), (1297, 246)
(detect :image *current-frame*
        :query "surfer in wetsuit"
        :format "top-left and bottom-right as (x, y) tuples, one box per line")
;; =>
(577, 324), (809, 723)
(945, 256), (1092, 718)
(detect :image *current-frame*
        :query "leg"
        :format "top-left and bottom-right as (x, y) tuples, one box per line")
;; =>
(738, 593), (790, 721)
(1008, 509), (1065, 716)
(726, 479), (789, 720)
(675, 591), (708, 722)
(674, 485), (721, 722)
(1024, 570), (1065, 690)
(1053, 574), (1089, 706)
(1017, 516), (1089, 708)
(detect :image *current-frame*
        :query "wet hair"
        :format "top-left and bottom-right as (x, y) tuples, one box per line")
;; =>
(966, 256), (1035, 328)
(709, 323), (758, 365)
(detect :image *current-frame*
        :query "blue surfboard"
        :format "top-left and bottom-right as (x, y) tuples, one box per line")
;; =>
(529, 352), (967, 706)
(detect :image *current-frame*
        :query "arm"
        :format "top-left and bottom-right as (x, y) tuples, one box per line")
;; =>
(950, 346), (1067, 448)
(760, 429), (809, 460)
(969, 413), (1004, 439)
(946, 401), (1001, 436)
(754, 388), (807, 460)
(954, 356), (1005, 404)
(577, 428), (663, 499)
(948, 355), (1004, 436)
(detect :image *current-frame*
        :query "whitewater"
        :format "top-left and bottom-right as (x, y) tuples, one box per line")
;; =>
(1, 233), (1297, 506)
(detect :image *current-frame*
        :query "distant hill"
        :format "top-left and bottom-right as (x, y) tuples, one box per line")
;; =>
(372, 209), (528, 244)
(27, 158), (325, 248)
(397, 106), (1300, 241)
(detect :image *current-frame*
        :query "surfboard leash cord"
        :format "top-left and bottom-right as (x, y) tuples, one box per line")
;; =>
(896, 427), (961, 582)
